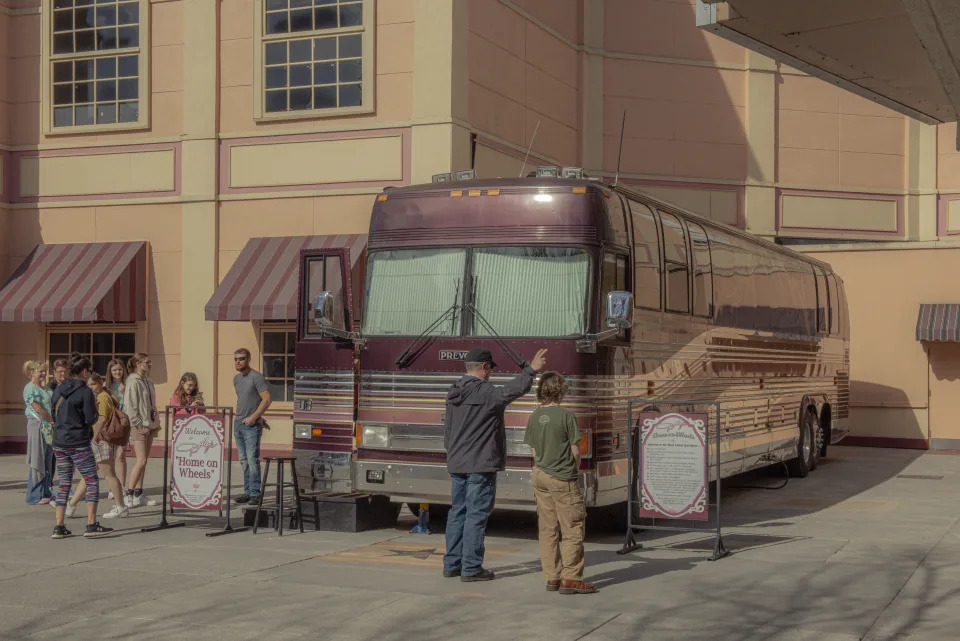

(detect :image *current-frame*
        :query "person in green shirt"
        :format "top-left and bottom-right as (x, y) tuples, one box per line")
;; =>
(524, 372), (597, 595)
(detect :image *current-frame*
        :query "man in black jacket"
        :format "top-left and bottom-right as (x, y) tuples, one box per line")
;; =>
(50, 354), (113, 539)
(442, 346), (547, 581)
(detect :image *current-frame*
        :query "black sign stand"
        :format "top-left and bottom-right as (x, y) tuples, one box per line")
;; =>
(141, 406), (247, 536)
(618, 399), (730, 561)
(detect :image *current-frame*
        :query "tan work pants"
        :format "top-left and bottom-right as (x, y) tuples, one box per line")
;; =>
(532, 467), (586, 581)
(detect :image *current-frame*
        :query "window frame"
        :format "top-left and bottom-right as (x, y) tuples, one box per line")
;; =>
(260, 323), (296, 405)
(658, 210), (692, 315)
(628, 200), (663, 312)
(45, 324), (138, 374)
(41, 0), (151, 135)
(253, 0), (375, 121)
(687, 221), (714, 320)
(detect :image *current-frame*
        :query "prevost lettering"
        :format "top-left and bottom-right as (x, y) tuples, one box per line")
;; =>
(439, 350), (469, 361)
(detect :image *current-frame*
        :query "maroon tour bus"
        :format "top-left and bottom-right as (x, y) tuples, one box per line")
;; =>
(291, 170), (850, 518)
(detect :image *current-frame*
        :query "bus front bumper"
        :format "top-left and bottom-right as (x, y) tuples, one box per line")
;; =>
(354, 460), (596, 510)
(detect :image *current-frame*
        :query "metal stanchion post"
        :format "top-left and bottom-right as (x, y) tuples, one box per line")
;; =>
(142, 408), (185, 533)
(207, 409), (248, 537)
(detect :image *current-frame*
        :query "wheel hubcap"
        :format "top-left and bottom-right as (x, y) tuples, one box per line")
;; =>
(802, 422), (812, 460)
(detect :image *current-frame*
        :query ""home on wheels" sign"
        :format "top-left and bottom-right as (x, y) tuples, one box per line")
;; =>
(170, 413), (224, 511)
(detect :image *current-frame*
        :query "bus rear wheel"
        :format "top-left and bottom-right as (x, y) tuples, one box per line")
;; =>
(787, 409), (819, 478)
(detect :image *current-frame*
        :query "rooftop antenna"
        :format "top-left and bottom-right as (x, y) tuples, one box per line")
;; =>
(518, 120), (541, 178)
(613, 109), (626, 187)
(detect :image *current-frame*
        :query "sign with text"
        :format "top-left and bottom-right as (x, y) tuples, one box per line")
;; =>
(170, 413), (224, 511)
(637, 412), (708, 521)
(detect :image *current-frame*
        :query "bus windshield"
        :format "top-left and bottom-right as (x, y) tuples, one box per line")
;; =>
(361, 246), (590, 337)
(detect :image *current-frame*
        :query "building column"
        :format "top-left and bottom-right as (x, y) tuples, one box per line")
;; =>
(410, 0), (470, 183)
(180, 0), (218, 402)
(905, 119), (938, 240)
(743, 51), (777, 238)
(580, 0), (603, 173)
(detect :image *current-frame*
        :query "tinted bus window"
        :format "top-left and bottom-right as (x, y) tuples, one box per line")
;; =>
(629, 201), (661, 310)
(659, 211), (689, 314)
(688, 222), (712, 318)
(827, 272), (840, 335)
(814, 266), (829, 333)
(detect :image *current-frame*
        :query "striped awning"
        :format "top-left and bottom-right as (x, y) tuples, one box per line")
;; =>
(916, 304), (960, 342)
(205, 235), (367, 321)
(0, 242), (147, 322)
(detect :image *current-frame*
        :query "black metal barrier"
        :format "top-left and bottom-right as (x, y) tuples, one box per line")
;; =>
(618, 399), (731, 561)
(141, 406), (249, 537)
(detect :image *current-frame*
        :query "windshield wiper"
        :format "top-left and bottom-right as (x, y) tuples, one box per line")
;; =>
(395, 279), (461, 368)
(467, 276), (526, 369)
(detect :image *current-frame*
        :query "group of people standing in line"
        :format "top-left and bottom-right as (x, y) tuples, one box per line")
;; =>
(22, 350), (243, 539)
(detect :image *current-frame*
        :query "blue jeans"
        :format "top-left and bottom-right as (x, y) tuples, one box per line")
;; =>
(26, 443), (53, 504)
(234, 419), (262, 498)
(444, 472), (497, 576)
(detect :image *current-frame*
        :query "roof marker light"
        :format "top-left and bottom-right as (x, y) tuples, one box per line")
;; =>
(450, 190), (463, 197)
(468, 189), (481, 197)
(376, 194), (389, 202)
(572, 186), (587, 194)
(487, 188), (500, 196)
(536, 166), (560, 178)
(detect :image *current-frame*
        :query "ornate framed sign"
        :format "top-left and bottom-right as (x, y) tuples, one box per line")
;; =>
(170, 413), (224, 511)
(637, 412), (709, 521)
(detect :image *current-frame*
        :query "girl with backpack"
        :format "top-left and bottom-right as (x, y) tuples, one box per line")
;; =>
(63, 373), (129, 520)
(105, 358), (129, 501)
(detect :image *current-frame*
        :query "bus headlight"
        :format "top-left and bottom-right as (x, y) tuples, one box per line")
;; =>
(295, 424), (312, 439)
(362, 423), (389, 448)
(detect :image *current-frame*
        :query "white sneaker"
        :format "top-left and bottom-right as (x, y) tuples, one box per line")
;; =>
(102, 505), (129, 519)
(138, 495), (158, 507)
(65, 503), (78, 518)
(124, 494), (134, 508)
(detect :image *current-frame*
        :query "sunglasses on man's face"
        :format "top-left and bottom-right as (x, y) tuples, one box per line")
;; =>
(234, 357), (248, 362)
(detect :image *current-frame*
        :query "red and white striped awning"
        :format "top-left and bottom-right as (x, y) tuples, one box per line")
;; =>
(0, 242), (147, 322)
(916, 304), (960, 342)
(205, 235), (366, 321)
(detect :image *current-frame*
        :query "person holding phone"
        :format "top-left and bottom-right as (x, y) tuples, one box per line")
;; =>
(170, 372), (206, 418)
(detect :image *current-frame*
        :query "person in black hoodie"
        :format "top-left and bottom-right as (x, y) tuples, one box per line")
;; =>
(442, 346), (547, 581)
(50, 354), (113, 539)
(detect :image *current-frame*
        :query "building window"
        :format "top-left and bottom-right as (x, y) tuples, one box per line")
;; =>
(48, 327), (136, 375)
(255, 0), (374, 119)
(262, 328), (295, 402)
(46, 0), (149, 131)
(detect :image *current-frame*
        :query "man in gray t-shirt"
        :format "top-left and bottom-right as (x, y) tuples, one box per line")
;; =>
(232, 348), (272, 505)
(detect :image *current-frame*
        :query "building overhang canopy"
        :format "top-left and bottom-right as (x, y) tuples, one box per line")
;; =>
(205, 235), (366, 321)
(697, 0), (960, 125)
(916, 304), (960, 342)
(0, 242), (147, 323)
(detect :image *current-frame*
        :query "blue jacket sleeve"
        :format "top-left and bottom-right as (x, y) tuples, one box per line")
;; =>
(82, 388), (98, 427)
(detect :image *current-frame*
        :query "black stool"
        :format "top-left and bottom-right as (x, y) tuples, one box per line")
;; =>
(251, 457), (304, 536)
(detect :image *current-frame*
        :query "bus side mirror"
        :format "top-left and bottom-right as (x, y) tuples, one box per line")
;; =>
(606, 291), (632, 329)
(314, 292), (335, 328)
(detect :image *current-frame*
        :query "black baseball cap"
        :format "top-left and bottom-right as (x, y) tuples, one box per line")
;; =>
(465, 347), (497, 367)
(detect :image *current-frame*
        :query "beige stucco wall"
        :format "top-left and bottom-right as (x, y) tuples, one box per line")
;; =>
(806, 246), (960, 444)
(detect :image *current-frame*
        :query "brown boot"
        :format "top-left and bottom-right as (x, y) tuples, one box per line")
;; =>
(559, 579), (598, 594)
(545, 580), (561, 592)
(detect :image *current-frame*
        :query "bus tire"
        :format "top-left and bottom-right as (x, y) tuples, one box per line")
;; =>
(787, 409), (818, 478)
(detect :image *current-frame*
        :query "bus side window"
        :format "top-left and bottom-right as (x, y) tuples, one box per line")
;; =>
(827, 272), (840, 335)
(601, 252), (629, 337)
(814, 266), (829, 333)
(688, 222), (712, 318)
(658, 211), (689, 314)
(629, 201), (661, 310)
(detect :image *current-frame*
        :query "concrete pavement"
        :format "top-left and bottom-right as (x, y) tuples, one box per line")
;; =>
(0, 446), (958, 640)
